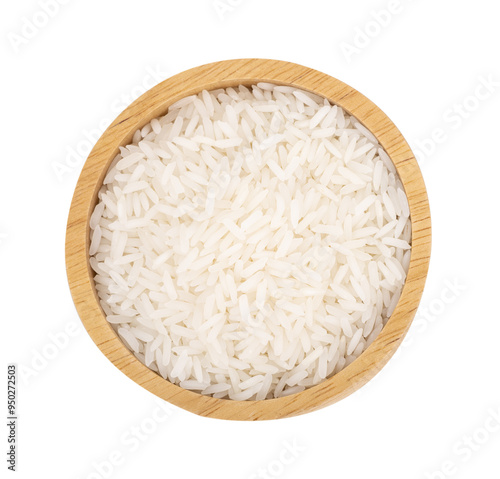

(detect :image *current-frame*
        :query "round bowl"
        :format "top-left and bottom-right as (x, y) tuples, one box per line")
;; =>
(66, 58), (431, 420)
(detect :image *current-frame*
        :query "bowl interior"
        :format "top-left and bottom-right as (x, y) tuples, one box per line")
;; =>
(67, 58), (431, 420)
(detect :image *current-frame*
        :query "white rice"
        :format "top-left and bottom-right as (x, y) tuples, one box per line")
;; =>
(90, 84), (412, 400)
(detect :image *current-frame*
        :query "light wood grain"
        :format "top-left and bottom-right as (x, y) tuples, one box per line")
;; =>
(66, 59), (431, 420)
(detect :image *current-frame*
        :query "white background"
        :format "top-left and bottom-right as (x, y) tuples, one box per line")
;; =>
(2, 1), (500, 478)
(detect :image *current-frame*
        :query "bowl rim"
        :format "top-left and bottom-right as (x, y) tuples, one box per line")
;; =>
(66, 58), (431, 420)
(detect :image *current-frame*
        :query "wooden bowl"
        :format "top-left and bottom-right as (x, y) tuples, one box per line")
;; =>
(66, 59), (431, 420)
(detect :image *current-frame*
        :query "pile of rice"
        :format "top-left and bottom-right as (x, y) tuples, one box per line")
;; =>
(89, 83), (411, 400)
